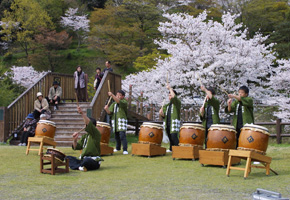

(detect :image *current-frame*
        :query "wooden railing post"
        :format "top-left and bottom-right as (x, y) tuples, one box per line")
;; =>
(135, 118), (139, 136)
(276, 118), (282, 144)
(136, 101), (139, 114)
(140, 92), (143, 116)
(128, 85), (132, 110)
(149, 103), (153, 120)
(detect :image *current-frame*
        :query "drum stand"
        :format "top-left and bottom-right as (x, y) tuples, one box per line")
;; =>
(226, 150), (276, 179)
(172, 145), (203, 161)
(26, 137), (57, 155)
(199, 149), (241, 168)
(131, 143), (166, 158)
(100, 143), (114, 156)
(40, 152), (69, 175)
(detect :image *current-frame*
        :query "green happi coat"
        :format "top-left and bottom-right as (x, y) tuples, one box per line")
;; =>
(199, 96), (220, 128)
(225, 96), (254, 129)
(109, 99), (128, 132)
(163, 95), (181, 134)
(73, 121), (102, 161)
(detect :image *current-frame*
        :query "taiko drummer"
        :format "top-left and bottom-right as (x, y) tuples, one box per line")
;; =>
(199, 86), (220, 148)
(66, 106), (103, 172)
(225, 86), (254, 147)
(159, 83), (181, 153)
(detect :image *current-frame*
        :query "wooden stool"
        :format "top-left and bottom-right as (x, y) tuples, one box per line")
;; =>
(26, 137), (57, 155)
(226, 150), (275, 179)
(40, 153), (69, 175)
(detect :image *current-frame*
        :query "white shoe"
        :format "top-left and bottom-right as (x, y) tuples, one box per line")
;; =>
(78, 166), (87, 172)
(166, 150), (172, 153)
(123, 151), (128, 155)
(113, 149), (120, 152)
(253, 161), (260, 165)
(22, 143), (26, 146)
(54, 106), (57, 111)
(18, 143), (22, 146)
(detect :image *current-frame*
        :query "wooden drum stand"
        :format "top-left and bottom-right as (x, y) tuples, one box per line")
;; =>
(40, 153), (69, 175)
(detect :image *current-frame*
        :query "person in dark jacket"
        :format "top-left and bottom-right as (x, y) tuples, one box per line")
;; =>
(18, 113), (38, 146)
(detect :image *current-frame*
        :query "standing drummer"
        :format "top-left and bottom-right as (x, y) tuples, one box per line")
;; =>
(66, 106), (103, 172)
(159, 84), (181, 153)
(104, 90), (128, 155)
(225, 86), (254, 147)
(199, 86), (220, 148)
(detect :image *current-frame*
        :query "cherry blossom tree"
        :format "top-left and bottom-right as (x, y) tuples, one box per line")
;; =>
(10, 66), (48, 88)
(123, 11), (290, 120)
(60, 8), (90, 50)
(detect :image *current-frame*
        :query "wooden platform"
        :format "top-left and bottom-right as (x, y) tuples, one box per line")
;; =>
(40, 153), (69, 175)
(131, 143), (166, 157)
(172, 145), (203, 161)
(226, 150), (275, 179)
(100, 144), (114, 156)
(199, 150), (240, 167)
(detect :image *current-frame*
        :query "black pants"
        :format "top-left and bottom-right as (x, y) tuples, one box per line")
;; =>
(46, 96), (60, 106)
(20, 131), (34, 144)
(115, 131), (127, 151)
(66, 156), (100, 171)
(76, 84), (86, 102)
(236, 128), (242, 148)
(166, 128), (179, 151)
(33, 109), (46, 119)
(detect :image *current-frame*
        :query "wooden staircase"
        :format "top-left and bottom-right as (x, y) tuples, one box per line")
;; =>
(51, 102), (90, 146)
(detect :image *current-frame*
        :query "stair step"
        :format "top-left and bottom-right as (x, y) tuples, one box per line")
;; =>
(51, 114), (83, 119)
(52, 111), (87, 115)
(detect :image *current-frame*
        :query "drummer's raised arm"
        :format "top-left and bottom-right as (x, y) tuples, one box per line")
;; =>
(77, 106), (90, 125)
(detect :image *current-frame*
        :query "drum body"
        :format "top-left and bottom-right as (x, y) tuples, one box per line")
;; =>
(35, 120), (56, 139)
(238, 124), (269, 153)
(46, 148), (66, 162)
(207, 124), (236, 150)
(139, 122), (163, 145)
(179, 123), (205, 146)
(96, 122), (111, 144)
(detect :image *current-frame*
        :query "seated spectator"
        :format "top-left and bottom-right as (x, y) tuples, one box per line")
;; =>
(47, 81), (62, 110)
(33, 92), (51, 119)
(94, 67), (102, 90)
(18, 113), (38, 146)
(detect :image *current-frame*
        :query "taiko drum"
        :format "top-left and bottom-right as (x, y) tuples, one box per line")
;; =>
(207, 124), (237, 150)
(46, 148), (66, 162)
(35, 120), (56, 139)
(179, 123), (205, 146)
(96, 121), (111, 144)
(238, 124), (270, 153)
(139, 122), (163, 145)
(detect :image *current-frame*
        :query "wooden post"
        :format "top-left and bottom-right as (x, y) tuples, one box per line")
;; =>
(135, 118), (139, 136)
(140, 92), (143, 116)
(276, 118), (282, 144)
(150, 104), (153, 120)
(136, 101), (139, 114)
(153, 105), (156, 121)
(185, 109), (188, 122)
(128, 85), (132, 110)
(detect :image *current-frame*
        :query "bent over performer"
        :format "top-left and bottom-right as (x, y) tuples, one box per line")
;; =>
(104, 90), (128, 155)
(225, 85), (254, 147)
(199, 86), (220, 148)
(159, 84), (181, 152)
(66, 106), (103, 172)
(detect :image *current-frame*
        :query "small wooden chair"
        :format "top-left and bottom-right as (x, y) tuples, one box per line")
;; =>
(226, 150), (276, 179)
(40, 153), (69, 175)
(26, 137), (57, 155)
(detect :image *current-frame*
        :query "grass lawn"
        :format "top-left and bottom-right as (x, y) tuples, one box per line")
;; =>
(0, 136), (290, 200)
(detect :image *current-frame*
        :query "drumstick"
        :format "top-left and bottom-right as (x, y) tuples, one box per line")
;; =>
(77, 126), (86, 134)
(108, 80), (110, 92)
(161, 99), (165, 109)
(107, 96), (113, 106)
(75, 92), (79, 107)
(196, 73), (203, 86)
(201, 96), (207, 108)
(218, 85), (229, 96)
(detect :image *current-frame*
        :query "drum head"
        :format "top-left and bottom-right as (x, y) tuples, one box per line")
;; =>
(38, 120), (56, 127)
(209, 124), (236, 132)
(141, 122), (163, 129)
(243, 123), (269, 132)
(181, 123), (204, 130)
(96, 121), (111, 128)
(242, 123), (270, 135)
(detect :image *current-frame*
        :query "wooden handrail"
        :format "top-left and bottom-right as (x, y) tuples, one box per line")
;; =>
(88, 71), (122, 121)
